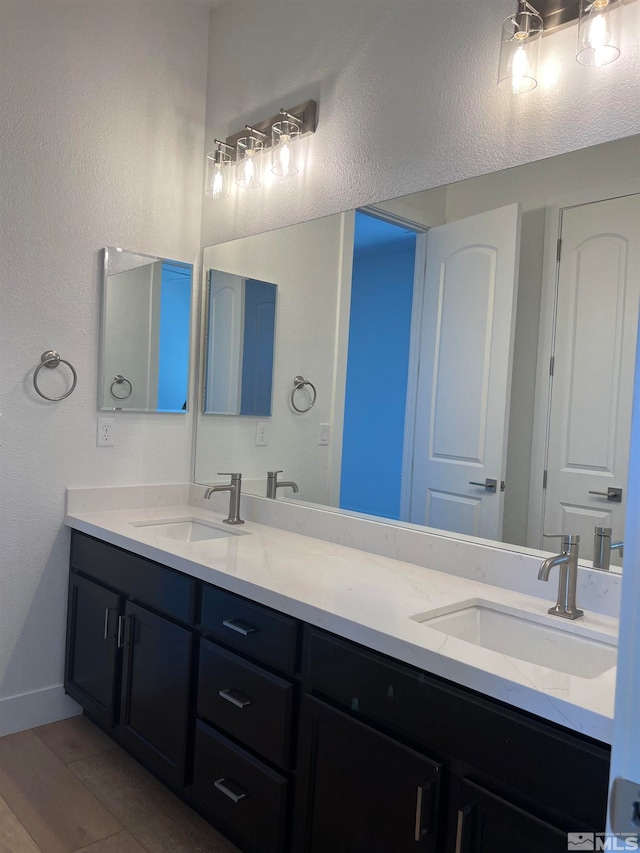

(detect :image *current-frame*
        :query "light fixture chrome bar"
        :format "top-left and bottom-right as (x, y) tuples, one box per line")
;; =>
(244, 124), (267, 138)
(224, 99), (317, 151)
(535, 0), (580, 30)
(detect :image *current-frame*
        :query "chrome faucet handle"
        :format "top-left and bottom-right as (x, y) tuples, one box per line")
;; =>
(218, 472), (242, 479)
(543, 533), (580, 548)
(267, 470), (283, 476)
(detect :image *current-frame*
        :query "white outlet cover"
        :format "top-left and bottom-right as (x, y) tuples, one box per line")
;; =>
(97, 417), (115, 447)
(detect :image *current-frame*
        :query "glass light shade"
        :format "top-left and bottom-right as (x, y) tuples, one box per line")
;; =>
(235, 136), (264, 188)
(271, 120), (300, 178)
(204, 149), (231, 199)
(497, 9), (543, 94)
(577, 0), (622, 67)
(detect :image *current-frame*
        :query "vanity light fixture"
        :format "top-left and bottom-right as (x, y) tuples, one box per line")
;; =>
(272, 110), (301, 178)
(204, 141), (233, 199)
(236, 127), (266, 189)
(498, 0), (623, 93)
(577, 0), (623, 67)
(498, 0), (543, 93)
(204, 100), (317, 198)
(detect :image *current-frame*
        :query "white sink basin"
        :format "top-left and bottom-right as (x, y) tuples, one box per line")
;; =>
(411, 599), (617, 678)
(131, 517), (249, 543)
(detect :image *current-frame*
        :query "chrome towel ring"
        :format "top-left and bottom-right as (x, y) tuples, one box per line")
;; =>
(290, 375), (317, 413)
(33, 350), (78, 401)
(110, 375), (133, 400)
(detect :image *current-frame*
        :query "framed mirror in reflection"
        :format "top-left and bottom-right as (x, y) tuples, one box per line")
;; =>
(99, 247), (192, 413)
(203, 270), (277, 416)
(195, 134), (640, 572)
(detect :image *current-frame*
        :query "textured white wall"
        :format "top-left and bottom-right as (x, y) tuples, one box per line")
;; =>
(201, 0), (640, 249)
(0, 1), (209, 721)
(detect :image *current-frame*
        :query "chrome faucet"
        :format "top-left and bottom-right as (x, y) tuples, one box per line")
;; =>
(266, 470), (299, 499)
(592, 526), (624, 571)
(204, 473), (244, 525)
(538, 534), (583, 620)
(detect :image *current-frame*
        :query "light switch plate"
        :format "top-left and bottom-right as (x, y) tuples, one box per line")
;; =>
(610, 777), (640, 833)
(318, 423), (330, 446)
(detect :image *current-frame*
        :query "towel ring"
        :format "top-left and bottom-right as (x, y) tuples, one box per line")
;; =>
(33, 350), (78, 401)
(290, 375), (317, 413)
(110, 375), (133, 400)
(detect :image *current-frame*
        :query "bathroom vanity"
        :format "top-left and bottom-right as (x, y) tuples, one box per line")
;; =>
(64, 494), (616, 853)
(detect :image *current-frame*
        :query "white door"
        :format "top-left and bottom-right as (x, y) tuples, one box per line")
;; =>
(409, 203), (521, 539)
(607, 308), (640, 835)
(204, 270), (244, 415)
(543, 194), (640, 564)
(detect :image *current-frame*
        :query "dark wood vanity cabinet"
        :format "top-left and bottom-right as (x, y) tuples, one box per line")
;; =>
(297, 628), (610, 853)
(295, 695), (442, 852)
(65, 532), (196, 789)
(65, 531), (611, 853)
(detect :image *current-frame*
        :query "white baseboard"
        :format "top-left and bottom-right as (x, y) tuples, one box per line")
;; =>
(0, 685), (81, 737)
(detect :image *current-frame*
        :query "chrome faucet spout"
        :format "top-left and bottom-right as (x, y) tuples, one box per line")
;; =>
(538, 534), (583, 620)
(266, 470), (299, 499)
(204, 473), (244, 525)
(537, 553), (569, 581)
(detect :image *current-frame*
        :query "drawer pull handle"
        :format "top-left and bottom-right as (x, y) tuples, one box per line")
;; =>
(414, 780), (437, 842)
(117, 615), (130, 648)
(103, 607), (117, 640)
(222, 618), (256, 637)
(455, 806), (473, 853)
(214, 777), (247, 804)
(218, 688), (252, 709)
(414, 786), (424, 842)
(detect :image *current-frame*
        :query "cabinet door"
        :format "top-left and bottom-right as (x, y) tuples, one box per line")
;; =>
(295, 696), (442, 853)
(65, 573), (120, 729)
(450, 777), (571, 853)
(119, 601), (192, 788)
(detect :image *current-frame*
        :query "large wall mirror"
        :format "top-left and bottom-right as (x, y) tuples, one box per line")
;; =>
(195, 134), (640, 572)
(100, 247), (193, 413)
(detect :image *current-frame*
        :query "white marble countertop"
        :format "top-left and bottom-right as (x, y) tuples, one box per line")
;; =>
(65, 499), (618, 744)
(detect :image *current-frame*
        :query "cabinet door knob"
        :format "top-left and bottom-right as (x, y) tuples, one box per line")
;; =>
(218, 688), (252, 709)
(213, 777), (248, 804)
(222, 618), (256, 637)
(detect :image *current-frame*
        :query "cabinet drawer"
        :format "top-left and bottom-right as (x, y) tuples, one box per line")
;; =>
(306, 628), (609, 829)
(71, 532), (197, 625)
(192, 720), (288, 853)
(198, 639), (294, 769)
(201, 585), (298, 674)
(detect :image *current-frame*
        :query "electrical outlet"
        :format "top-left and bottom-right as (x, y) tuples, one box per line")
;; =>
(255, 421), (268, 446)
(97, 417), (115, 447)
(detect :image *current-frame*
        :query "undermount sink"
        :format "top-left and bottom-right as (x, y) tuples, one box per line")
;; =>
(410, 599), (617, 679)
(131, 517), (249, 543)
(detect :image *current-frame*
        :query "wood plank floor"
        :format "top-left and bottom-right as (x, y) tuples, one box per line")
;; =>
(0, 717), (241, 853)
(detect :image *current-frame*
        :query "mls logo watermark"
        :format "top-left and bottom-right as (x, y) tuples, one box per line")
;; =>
(567, 833), (640, 851)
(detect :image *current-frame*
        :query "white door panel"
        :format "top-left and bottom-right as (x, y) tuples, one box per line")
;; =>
(544, 194), (640, 563)
(410, 203), (521, 540)
(205, 270), (244, 415)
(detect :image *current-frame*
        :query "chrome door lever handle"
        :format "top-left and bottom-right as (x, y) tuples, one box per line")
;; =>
(469, 478), (497, 492)
(589, 487), (622, 503)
